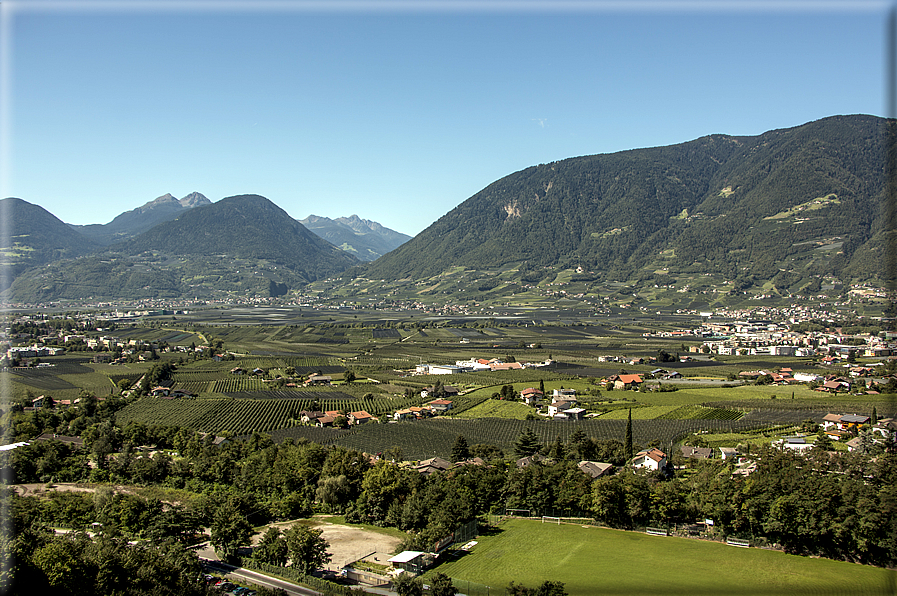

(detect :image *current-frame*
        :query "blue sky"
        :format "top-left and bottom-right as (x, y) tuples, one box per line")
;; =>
(1, 1), (890, 236)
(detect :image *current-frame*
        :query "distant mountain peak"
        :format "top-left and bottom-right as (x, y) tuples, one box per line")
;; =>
(178, 192), (210, 208)
(298, 213), (412, 261)
(148, 193), (178, 206)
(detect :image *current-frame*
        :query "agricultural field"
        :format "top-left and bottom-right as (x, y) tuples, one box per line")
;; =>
(424, 518), (896, 596)
(6, 310), (891, 459)
(265, 417), (773, 460)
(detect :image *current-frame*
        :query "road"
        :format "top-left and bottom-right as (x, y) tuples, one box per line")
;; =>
(201, 558), (324, 596)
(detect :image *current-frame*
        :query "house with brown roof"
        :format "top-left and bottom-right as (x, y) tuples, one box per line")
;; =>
(632, 448), (667, 470)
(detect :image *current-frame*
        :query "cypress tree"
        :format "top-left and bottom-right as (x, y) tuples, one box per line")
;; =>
(625, 408), (633, 464)
(451, 435), (471, 462)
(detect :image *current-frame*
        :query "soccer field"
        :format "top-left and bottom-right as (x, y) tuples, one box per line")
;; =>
(424, 519), (896, 596)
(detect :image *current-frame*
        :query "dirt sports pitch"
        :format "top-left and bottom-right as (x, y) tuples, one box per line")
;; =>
(267, 517), (402, 571)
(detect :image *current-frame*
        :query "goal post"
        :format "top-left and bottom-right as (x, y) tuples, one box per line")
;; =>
(541, 516), (561, 525)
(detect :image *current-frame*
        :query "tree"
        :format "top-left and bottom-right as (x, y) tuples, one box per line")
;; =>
(316, 475), (351, 513)
(507, 580), (568, 596)
(210, 500), (253, 564)
(284, 525), (330, 574)
(547, 436), (566, 460)
(451, 435), (470, 462)
(514, 427), (542, 458)
(343, 369), (356, 384)
(429, 572), (458, 596)
(624, 409), (634, 464)
(393, 571), (423, 596)
(815, 431), (834, 452)
(254, 527), (288, 566)
(536, 581), (568, 596)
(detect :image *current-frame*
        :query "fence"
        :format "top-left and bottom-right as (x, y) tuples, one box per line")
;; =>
(243, 561), (363, 596)
(487, 512), (771, 550)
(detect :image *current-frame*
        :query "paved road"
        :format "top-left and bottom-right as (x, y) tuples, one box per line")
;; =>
(201, 558), (324, 596)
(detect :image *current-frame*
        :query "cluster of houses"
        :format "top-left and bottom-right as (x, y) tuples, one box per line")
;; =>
(643, 317), (897, 359)
(24, 395), (106, 411)
(736, 367), (890, 393)
(414, 356), (554, 375)
(298, 409), (375, 427)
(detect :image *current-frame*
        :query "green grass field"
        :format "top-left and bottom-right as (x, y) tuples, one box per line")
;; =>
(452, 399), (535, 419)
(424, 519), (895, 596)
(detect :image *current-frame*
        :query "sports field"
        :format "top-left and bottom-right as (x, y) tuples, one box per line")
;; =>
(424, 519), (895, 596)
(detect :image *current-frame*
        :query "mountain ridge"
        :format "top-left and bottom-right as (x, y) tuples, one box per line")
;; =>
(69, 192), (213, 245)
(299, 214), (412, 261)
(362, 114), (890, 291)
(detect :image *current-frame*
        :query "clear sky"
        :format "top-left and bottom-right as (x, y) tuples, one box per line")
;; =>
(1, 1), (890, 236)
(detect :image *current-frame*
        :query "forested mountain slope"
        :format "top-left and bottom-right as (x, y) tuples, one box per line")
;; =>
(364, 115), (890, 287)
(7, 195), (359, 301)
(0, 198), (101, 291)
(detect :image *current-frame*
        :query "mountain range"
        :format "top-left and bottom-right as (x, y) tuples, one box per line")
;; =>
(69, 192), (213, 245)
(2, 114), (892, 303)
(298, 214), (412, 261)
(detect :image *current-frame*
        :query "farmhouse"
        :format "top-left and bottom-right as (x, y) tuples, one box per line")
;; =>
(778, 437), (814, 452)
(411, 457), (453, 475)
(547, 400), (575, 417)
(578, 461), (614, 479)
(349, 410), (374, 425)
(632, 448), (667, 470)
(305, 375), (332, 386)
(300, 411), (325, 423)
(520, 388), (544, 406)
(557, 407), (586, 421)
(680, 445), (713, 460)
(821, 413), (870, 431)
(427, 399), (453, 412)
(608, 374), (643, 390)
